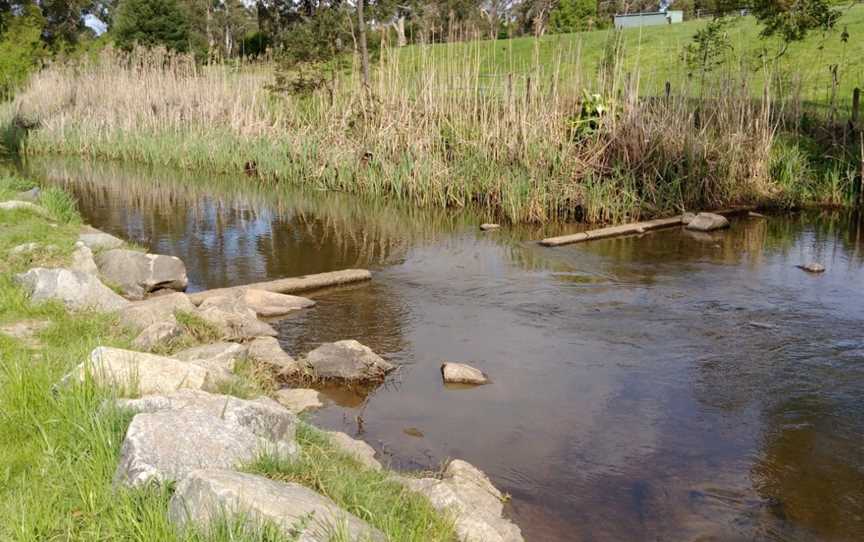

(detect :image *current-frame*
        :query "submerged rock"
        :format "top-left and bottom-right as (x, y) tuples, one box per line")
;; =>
(480, 223), (501, 231)
(95, 248), (188, 299)
(274, 388), (323, 414)
(797, 262), (825, 273)
(303, 340), (395, 382)
(169, 469), (386, 541)
(77, 226), (125, 251)
(685, 212), (729, 232)
(15, 267), (129, 312)
(60, 346), (212, 395)
(237, 289), (316, 318)
(119, 292), (195, 331)
(247, 336), (301, 375)
(325, 431), (382, 471)
(441, 362), (489, 385)
(398, 460), (523, 542)
(196, 295), (277, 341)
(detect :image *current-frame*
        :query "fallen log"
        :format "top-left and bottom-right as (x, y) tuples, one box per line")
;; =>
(187, 269), (372, 305)
(539, 207), (754, 247)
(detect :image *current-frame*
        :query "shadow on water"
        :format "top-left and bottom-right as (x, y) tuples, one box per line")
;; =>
(22, 155), (864, 541)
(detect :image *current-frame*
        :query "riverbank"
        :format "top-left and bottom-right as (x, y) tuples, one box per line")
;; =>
(4, 42), (860, 225)
(0, 174), (523, 541)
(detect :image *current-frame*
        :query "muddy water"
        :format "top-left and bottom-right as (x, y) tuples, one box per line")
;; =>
(27, 157), (864, 541)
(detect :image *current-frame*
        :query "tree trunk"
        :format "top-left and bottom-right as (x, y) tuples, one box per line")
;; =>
(357, 0), (370, 88)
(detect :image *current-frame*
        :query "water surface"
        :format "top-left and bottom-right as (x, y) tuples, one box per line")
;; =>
(27, 157), (864, 541)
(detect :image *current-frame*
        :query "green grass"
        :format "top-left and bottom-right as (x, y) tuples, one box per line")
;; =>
(0, 175), (457, 541)
(400, 5), (864, 105)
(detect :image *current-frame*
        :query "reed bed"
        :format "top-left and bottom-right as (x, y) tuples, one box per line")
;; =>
(9, 44), (785, 223)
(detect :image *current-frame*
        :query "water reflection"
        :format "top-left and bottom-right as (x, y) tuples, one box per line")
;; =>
(24, 156), (864, 541)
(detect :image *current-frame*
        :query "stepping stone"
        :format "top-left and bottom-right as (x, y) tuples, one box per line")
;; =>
(169, 469), (386, 541)
(15, 267), (129, 312)
(303, 340), (394, 382)
(397, 460), (523, 542)
(60, 347), (212, 395)
(274, 388), (323, 414)
(325, 431), (382, 471)
(441, 362), (489, 385)
(196, 296), (277, 341)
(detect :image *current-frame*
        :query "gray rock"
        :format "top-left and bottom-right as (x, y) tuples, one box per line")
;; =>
(797, 262), (825, 273)
(60, 347), (211, 395)
(116, 389), (299, 455)
(441, 363), (489, 385)
(303, 340), (394, 382)
(15, 267), (129, 312)
(196, 295), (277, 341)
(69, 242), (99, 275)
(247, 336), (301, 375)
(173, 342), (249, 375)
(0, 319), (51, 348)
(77, 226), (125, 251)
(132, 317), (185, 350)
(16, 187), (41, 202)
(95, 249), (188, 300)
(399, 460), (523, 542)
(325, 431), (382, 471)
(274, 388), (323, 414)
(685, 212), (729, 232)
(0, 200), (49, 216)
(169, 469), (386, 541)
(681, 212), (696, 225)
(119, 292), (195, 331)
(237, 289), (315, 318)
(113, 409), (292, 487)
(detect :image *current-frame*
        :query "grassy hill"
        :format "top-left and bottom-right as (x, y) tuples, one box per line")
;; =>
(399, 5), (864, 106)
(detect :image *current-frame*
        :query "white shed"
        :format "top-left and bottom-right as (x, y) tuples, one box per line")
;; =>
(614, 10), (684, 28)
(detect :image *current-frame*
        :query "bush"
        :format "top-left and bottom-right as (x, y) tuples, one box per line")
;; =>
(113, 0), (191, 53)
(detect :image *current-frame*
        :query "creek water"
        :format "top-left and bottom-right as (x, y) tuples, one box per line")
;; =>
(26, 156), (864, 541)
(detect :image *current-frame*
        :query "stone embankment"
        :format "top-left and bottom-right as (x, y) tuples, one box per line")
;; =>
(4, 193), (523, 542)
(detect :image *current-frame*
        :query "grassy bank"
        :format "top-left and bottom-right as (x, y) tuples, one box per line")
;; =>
(4, 11), (862, 224)
(0, 174), (455, 541)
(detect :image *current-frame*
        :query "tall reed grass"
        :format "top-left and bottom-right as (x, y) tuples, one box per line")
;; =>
(8, 43), (787, 223)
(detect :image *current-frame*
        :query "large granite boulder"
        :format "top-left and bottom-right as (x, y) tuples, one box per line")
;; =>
(169, 469), (386, 541)
(77, 226), (125, 251)
(325, 431), (382, 471)
(60, 347), (211, 395)
(118, 292), (196, 331)
(196, 295), (277, 341)
(237, 289), (316, 318)
(303, 340), (394, 382)
(95, 248), (188, 299)
(274, 388), (323, 414)
(113, 409), (293, 487)
(69, 242), (99, 275)
(398, 460), (523, 542)
(685, 212), (729, 232)
(247, 336), (301, 375)
(15, 267), (129, 312)
(116, 389), (299, 456)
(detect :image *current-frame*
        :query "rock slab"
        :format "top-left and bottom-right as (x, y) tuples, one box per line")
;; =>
(685, 212), (729, 232)
(399, 460), (523, 542)
(95, 248), (188, 299)
(78, 226), (125, 251)
(274, 388), (323, 414)
(238, 289), (316, 318)
(303, 340), (394, 382)
(169, 469), (385, 541)
(119, 292), (196, 331)
(196, 295), (277, 341)
(247, 336), (300, 375)
(441, 363), (489, 385)
(326, 431), (382, 471)
(15, 267), (129, 312)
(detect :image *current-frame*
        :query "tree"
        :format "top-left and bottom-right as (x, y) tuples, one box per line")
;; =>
(113, 0), (191, 51)
(0, 3), (47, 99)
(548, 0), (597, 33)
(750, 0), (840, 44)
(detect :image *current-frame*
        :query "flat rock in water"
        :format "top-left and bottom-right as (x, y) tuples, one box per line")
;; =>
(15, 267), (129, 312)
(169, 469), (386, 541)
(247, 336), (301, 375)
(0, 319), (51, 348)
(70, 242), (99, 275)
(238, 288), (315, 318)
(77, 226), (125, 251)
(116, 389), (299, 453)
(441, 362), (489, 385)
(798, 262), (825, 273)
(398, 460), (523, 542)
(60, 346), (211, 395)
(303, 340), (395, 382)
(118, 292), (195, 331)
(480, 223), (500, 231)
(274, 388), (323, 413)
(325, 431), (382, 471)
(96, 249), (188, 300)
(685, 212), (729, 232)
(196, 295), (277, 341)
(113, 409), (293, 487)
